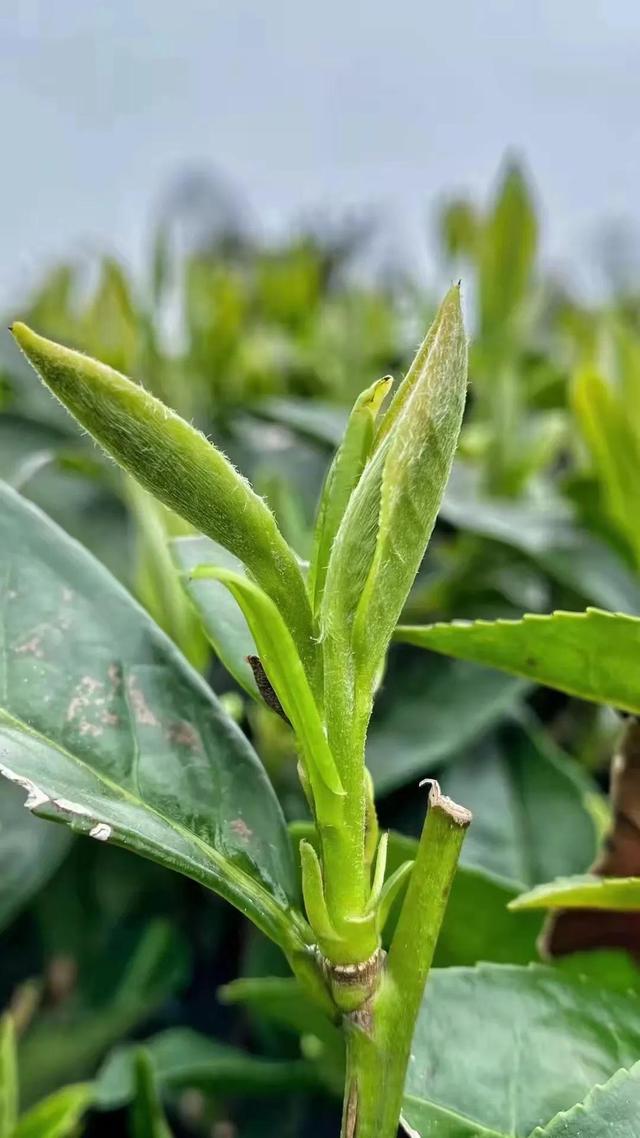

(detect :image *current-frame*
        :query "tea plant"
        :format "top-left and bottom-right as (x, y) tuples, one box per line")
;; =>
(2, 290), (470, 1136)
(4, 177), (640, 1136)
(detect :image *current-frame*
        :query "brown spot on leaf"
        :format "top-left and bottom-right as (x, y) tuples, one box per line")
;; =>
(126, 675), (158, 727)
(14, 636), (44, 658)
(167, 720), (201, 750)
(230, 818), (253, 841)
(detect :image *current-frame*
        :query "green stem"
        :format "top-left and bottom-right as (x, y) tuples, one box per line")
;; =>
(320, 653), (372, 955)
(339, 782), (471, 1138)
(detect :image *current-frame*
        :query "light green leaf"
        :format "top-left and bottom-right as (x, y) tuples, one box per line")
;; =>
(10, 323), (315, 678)
(396, 608), (640, 714)
(528, 1062), (640, 1137)
(309, 376), (392, 611)
(0, 781), (71, 932)
(403, 964), (640, 1138)
(130, 1051), (172, 1138)
(190, 565), (343, 798)
(511, 874), (640, 912)
(0, 482), (303, 955)
(323, 286), (467, 692)
(13, 1084), (92, 1138)
(0, 1016), (18, 1138)
(171, 534), (258, 697)
(95, 1029), (319, 1109)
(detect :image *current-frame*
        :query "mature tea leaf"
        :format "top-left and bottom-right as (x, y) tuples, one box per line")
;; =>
(10, 324), (315, 676)
(0, 483), (302, 953)
(396, 609), (640, 714)
(403, 964), (640, 1138)
(529, 1062), (640, 1137)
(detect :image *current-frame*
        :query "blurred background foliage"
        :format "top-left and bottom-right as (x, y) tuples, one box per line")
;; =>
(2, 159), (640, 1136)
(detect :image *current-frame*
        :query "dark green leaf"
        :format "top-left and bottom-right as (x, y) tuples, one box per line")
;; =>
(403, 964), (640, 1137)
(0, 483), (301, 953)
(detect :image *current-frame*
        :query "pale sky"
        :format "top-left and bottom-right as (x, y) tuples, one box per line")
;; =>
(2, 0), (640, 302)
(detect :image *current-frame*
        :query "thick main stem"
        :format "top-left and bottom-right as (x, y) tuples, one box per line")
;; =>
(339, 782), (471, 1138)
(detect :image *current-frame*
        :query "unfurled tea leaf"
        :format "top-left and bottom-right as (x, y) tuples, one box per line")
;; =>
(10, 323), (315, 676)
